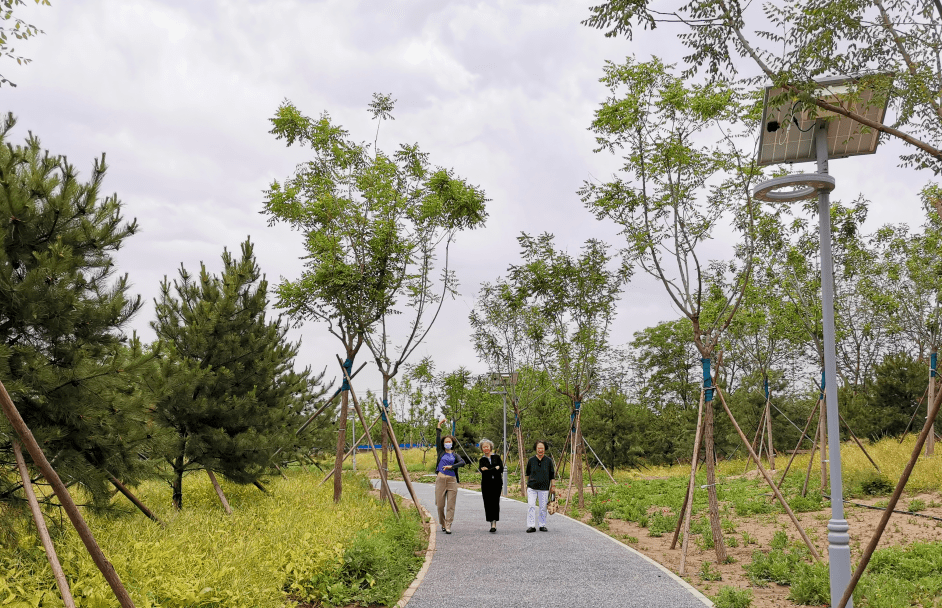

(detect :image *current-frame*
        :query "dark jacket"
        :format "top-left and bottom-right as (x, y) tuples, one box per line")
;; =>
(525, 455), (555, 491)
(478, 454), (503, 489)
(436, 427), (466, 483)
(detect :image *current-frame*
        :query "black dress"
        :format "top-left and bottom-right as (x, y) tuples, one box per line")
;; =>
(478, 454), (503, 522)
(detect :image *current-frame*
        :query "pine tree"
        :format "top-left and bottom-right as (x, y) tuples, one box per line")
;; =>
(152, 238), (326, 509)
(0, 113), (153, 508)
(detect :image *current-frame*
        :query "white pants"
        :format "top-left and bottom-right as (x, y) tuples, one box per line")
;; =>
(527, 488), (549, 528)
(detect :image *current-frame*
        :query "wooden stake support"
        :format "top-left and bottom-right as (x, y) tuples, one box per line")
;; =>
(775, 404), (818, 490)
(337, 355), (422, 514)
(715, 385), (821, 561)
(677, 390), (705, 574)
(319, 414), (381, 486)
(206, 470), (232, 514)
(108, 475), (165, 527)
(13, 440), (76, 608)
(0, 380), (137, 608)
(837, 368), (942, 608)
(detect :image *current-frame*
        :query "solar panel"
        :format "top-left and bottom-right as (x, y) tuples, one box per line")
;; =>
(757, 75), (891, 166)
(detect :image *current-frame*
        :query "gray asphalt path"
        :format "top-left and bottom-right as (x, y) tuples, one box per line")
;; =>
(379, 479), (713, 608)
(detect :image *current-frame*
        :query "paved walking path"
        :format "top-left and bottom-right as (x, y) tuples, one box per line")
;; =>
(379, 480), (713, 608)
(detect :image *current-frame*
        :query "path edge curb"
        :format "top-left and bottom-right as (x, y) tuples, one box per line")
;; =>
(395, 500), (436, 608)
(554, 509), (714, 606)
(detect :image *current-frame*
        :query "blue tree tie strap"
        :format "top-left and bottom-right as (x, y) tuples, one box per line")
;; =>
(572, 401), (581, 432)
(380, 398), (389, 422)
(820, 370), (825, 400)
(702, 358), (713, 402)
(340, 358), (353, 391)
(514, 414), (520, 429)
(764, 378), (770, 400)
(933, 352), (937, 378)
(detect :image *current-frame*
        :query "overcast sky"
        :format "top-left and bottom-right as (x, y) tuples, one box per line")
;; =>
(4, 0), (930, 399)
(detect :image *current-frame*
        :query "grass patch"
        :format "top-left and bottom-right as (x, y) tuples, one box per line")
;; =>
(0, 470), (424, 608)
(712, 585), (752, 608)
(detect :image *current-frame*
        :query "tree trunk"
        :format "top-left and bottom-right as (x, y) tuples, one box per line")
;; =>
(381, 420), (389, 499)
(334, 388), (349, 503)
(704, 400), (727, 563)
(13, 440), (77, 608)
(928, 369), (936, 457)
(765, 400), (775, 470)
(172, 453), (185, 511)
(513, 399), (526, 497)
(0, 380), (138, 608)
(574, 408), (585, 509)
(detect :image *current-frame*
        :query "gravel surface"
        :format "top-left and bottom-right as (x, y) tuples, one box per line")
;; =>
(379, 480), (714, 608)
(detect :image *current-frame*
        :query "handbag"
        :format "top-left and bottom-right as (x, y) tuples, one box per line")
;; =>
(546, 492), (558, 516)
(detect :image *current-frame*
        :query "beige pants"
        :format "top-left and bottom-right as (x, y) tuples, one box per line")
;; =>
(435, 472), (458, 529)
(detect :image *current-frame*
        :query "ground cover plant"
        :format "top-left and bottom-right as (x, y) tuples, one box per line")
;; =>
(0, 470), (424, 608)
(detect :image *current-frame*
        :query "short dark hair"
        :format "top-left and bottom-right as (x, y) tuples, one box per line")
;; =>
(533, 440), (549, 452)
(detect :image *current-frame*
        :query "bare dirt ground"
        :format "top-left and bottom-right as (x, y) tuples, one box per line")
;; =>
(571, 487), (942, 607)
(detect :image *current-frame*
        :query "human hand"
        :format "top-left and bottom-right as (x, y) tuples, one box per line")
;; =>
(480, 466), (488, 471)
(443, 465), (451, 470)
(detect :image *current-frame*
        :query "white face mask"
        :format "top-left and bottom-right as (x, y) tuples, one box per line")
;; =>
(444, 442), (453, 449)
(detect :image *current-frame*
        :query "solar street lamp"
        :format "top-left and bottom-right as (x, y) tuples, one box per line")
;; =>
(487, 372), (518, 497)
(753, 74), (892, 608)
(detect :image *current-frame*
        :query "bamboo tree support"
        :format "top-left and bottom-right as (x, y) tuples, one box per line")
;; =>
(270, 361), (368, 462)
(677, 389), (705, 574)
(320, 414), (382, 486)
(0, 381), (137, 608)
(742, 411), (765, 475)
(206, 470), (232, 515)
(765, 393), (776, 471)
(586, 460), (596, 496)
(332, 360), (399, 516)
(837, 369), (942, 608)
(253, 480), (269, 494)
(743, 413), (765, 474)
(108, 475), (165, 527)
(899, 385), (929, 443)
(715, 385), (821, 561)
(838, 413), (880, 473)
(669, 457), (701, 551)
(801, 419), (820, 497)
(776, 404), (818, 489)
(338, 356), (421, 514)
(583, 436), (617, 483)
(13, 440), (77, 608)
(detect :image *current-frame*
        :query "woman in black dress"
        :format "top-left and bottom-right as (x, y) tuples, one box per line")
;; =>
(478, 438), (503, 533)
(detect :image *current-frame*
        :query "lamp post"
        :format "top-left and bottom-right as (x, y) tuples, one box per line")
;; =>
(754, 74), (892, 608)
(487, 372), (517, 497)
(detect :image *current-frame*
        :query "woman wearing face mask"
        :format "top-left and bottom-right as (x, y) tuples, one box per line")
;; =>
(477, 438), (502, 533)
(435, 418), (465, 534)
(524, 440), (555, 533)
